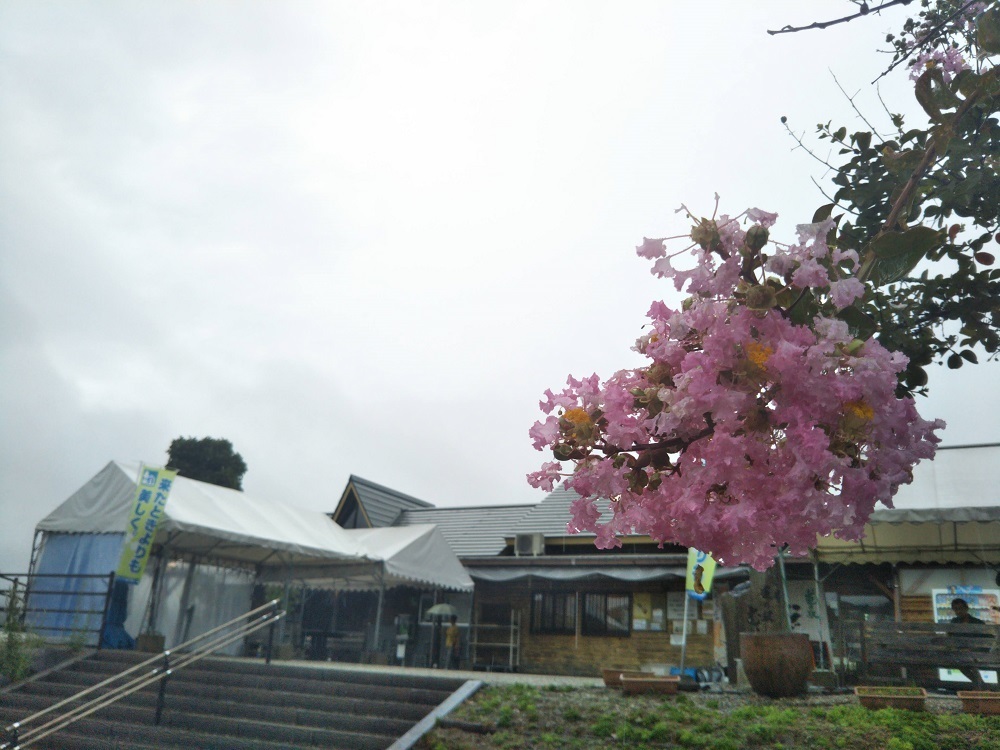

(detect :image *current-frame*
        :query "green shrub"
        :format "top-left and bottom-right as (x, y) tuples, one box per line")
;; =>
(0, 586), (37, 684)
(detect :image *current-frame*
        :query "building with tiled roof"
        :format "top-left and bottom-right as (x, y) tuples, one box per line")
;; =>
(394, 504), (535, 558)
(329, 475), (433, 529)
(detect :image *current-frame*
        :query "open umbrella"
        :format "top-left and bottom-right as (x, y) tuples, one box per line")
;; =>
(424, 603), (458, 668)
(424, 603), (458, 619)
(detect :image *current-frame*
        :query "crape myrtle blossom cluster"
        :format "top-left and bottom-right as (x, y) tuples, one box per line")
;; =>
(903, 1), (986, 82)
(528, 206), (944, 571)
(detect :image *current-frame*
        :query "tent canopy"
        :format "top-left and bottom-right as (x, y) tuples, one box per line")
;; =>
(36, 461), (365, 568)
(263, 525), (474, 592)
(812, 445), (1000, 565)
(35, 461), (472, 590)
(813, 506), (1000, 565)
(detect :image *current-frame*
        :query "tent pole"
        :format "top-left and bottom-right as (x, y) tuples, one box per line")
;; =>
(812, 554), (828, 670)
(279, 565), (291, 645)
(777, 547), (793, 630)
(373, 566), (386, 659)
(679, 593), (691, 673)
(147, 550), (167, 635)
(171, 559), (197, 648)
(892, 563), (902, 622)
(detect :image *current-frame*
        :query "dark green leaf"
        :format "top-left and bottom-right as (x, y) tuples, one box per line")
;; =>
(959, 350), (979, 364)
(915, 69), (942, 121)
(812, 204), (835, 223)
(978, 6), (1000, 55)
(947, 353), (964, 369)
(867, 227), (945, 285)
(837, 304), (878, 340)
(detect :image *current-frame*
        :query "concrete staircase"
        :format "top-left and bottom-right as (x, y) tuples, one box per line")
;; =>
(0, 650), (468, 749)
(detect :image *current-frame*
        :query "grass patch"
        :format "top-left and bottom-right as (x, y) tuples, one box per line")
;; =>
(419, 686), (1000, 750)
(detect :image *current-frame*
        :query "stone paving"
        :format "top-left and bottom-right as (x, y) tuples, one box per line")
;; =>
(240, 656), (605, 688)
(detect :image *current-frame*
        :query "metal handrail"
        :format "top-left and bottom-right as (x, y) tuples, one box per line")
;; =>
(2, 599), (285, 749)
(1, 573), (116, 650)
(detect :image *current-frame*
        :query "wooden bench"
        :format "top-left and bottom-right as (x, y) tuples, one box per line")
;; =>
(302, 629), (367, 661)
(864, 621), (1000, 686)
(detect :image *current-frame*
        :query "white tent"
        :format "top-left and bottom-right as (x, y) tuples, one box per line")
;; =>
(35, 460), (365, 569)
(35, 461), (473, 587)
(30, 461), (472, 651)
(813, 444), (1000, 565)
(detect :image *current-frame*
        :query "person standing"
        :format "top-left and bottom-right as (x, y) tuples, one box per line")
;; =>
(444, 615), (461, 670)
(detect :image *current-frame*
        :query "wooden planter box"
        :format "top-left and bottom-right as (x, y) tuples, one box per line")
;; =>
(135, 633), (165, 654)
(601, 668), (651, 688)
(957, 691), (1000, 715)
(621, 675), (681, 696)
(854, 686), (927, 711)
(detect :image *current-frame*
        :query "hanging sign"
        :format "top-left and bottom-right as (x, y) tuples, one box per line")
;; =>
(685, 548), (717, 601)
(116, 465), (177, 584)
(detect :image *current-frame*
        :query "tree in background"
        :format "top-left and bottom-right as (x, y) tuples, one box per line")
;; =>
(166, 437), (247, 490)
(529, 1), (1000, 570)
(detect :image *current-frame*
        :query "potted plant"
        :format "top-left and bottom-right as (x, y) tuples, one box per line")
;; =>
(957, 691), (1000, 715)
(620, 674), (681, 696)
(601, 668), (652, 688)
(723, 569), (814, 698)
(854, 686), (927, 711)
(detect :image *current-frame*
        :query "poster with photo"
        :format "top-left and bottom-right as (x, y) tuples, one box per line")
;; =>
(932, 586), (1000, 684)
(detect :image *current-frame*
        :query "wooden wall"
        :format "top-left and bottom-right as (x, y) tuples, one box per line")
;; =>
(474, 580), (715, 677)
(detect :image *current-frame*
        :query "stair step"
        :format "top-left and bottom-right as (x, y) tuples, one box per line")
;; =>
(0, 713), (381, 750)
(17, 678), (431, 721)
(0, 690), (415, 737)
(45, 666), (451, 707)
(0, 650), (467, 750)
(89, 651), (463, 692)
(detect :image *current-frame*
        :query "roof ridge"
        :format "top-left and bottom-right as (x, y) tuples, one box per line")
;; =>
(347, 474), (434, 507)
(399, 503), (537, 513)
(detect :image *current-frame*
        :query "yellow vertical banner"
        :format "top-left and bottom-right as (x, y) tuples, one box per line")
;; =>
(116, 465), (177, 584)
(685, 548), (717, 601)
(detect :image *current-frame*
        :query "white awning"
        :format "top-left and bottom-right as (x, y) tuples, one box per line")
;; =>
(813, 506), (1000, 565)
(811, 445), (1000, 565)
(269, 525), (474, 592)
(467, 565), (747, 583)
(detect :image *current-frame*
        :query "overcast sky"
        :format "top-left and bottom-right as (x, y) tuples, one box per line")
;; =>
(1, 1), (996, 573)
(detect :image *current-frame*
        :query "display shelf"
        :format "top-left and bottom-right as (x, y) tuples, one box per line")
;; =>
(469, 610), (521, 671)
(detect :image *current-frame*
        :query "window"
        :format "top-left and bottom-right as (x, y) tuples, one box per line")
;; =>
(582, 593), (631, 636)
(531, 592), (576, 634)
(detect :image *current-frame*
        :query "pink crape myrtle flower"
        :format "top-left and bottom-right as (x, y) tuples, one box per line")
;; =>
(530, 208), (944, 570)
(909, 46), (971, 83)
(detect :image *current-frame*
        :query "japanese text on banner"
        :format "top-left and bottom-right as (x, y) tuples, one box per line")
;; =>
(116, 465), (177, 584)
(685, 548), (717, 601)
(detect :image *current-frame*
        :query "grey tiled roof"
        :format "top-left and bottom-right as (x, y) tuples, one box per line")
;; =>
(511, 484), (616, 537)
(344, 475), (434, 528)
(395, 504), (536, 558)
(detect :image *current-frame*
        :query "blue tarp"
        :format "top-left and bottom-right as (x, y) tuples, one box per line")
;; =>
(28, 533), (126, 647)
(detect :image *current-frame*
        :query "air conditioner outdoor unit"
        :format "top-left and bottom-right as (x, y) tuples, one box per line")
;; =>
(515, 532), (545, 557)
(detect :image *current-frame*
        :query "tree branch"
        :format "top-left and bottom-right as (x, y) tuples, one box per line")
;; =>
(767, 0), (912, 36)
(858, 66), (1000, 283)
(873, 0), (983, 84)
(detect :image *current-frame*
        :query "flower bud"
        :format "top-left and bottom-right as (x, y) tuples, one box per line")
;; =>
(745, 284), (777, 311)
(745, 225), (769, 252)
(691, 219), (722, 253)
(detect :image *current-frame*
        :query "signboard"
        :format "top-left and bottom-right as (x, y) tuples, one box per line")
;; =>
(932, 586), (1000, 684)
(116, 465), (177, 584)
(685, 548), (717, 601)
